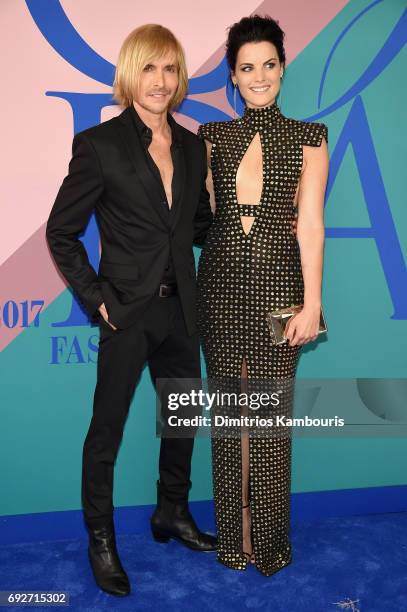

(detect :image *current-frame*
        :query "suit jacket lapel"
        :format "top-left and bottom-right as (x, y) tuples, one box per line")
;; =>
(170, 127), (186, 229)
(116, 107), (169, 227)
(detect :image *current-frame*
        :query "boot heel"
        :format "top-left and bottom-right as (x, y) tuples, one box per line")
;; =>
(151, 528), (170, 543)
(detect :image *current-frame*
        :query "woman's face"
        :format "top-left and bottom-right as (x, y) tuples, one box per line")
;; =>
(231, 40), (283, 109)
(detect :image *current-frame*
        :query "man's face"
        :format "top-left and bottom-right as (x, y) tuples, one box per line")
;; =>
(134, 52), (179, 115)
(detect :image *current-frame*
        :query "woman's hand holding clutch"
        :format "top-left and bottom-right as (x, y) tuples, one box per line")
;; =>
(283, 305), (321, 346)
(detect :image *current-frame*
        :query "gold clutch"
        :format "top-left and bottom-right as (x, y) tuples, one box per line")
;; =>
(266, 304), (327, 345)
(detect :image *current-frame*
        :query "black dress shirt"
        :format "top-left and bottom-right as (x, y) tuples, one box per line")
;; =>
(130, 105), (181, 284)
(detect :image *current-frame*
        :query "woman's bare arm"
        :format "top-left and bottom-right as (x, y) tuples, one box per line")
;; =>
(285, 136), (329, 346)
(203, 139), (216, 215)
(296, 137), (329, 310)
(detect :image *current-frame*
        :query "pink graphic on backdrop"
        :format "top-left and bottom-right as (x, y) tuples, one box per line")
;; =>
(0, 0), (348, 350)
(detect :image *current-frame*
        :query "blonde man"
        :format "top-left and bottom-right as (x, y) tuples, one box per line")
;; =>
(46, 24), (216, 597)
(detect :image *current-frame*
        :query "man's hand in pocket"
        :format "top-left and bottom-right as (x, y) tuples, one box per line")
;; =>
(98, 303), (117, 331)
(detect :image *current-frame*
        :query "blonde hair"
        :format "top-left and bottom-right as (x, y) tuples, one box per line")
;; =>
(113, 24), (188, 110)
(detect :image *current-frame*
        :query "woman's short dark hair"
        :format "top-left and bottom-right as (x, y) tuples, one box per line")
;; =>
(226, 14), (286, 73)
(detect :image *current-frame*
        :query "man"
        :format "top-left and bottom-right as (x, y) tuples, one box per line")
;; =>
(46, 24), (216, 597)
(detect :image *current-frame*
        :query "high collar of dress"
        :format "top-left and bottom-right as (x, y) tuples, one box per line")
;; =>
(242, 101), (282, 128)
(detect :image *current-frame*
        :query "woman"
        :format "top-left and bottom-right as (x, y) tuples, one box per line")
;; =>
(197, 15), (329, 576)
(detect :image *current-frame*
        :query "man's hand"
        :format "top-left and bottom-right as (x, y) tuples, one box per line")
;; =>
(98, 303), (117, 331)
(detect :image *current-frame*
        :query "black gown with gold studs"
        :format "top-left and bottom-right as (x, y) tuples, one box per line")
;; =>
(197, 102), (328, 576)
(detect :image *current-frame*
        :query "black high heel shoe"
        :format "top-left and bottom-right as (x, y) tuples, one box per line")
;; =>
(242, 503), (255, 564)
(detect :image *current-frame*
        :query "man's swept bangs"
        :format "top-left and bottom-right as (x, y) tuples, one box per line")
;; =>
(113, 24), (188, 110)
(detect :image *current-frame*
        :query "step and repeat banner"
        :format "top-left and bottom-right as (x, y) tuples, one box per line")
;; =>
(1, 0), (406, 518)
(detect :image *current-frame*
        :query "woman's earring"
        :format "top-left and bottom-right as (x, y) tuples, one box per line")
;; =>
(233, 83), (238, 118)
(278, 73), (284, 109)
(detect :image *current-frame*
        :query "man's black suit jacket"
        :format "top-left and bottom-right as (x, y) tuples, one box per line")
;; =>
(46, 106), (213, 335)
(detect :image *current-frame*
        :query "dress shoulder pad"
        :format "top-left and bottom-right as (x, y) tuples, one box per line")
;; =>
(197, 121), (224, 144)
(302, 121), (328, 146)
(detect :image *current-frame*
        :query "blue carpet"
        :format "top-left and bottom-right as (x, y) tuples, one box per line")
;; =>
(1, 512), (406, 611)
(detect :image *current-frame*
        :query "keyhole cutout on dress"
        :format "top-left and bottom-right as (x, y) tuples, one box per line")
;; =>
(235, 132), (263, 235)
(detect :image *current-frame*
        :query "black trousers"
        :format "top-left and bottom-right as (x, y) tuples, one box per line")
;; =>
(81, 293), (201, 529)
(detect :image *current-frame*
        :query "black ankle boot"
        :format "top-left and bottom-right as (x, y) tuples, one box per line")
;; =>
(87, 520), (130, 596)
(150, 483), (217, 552)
